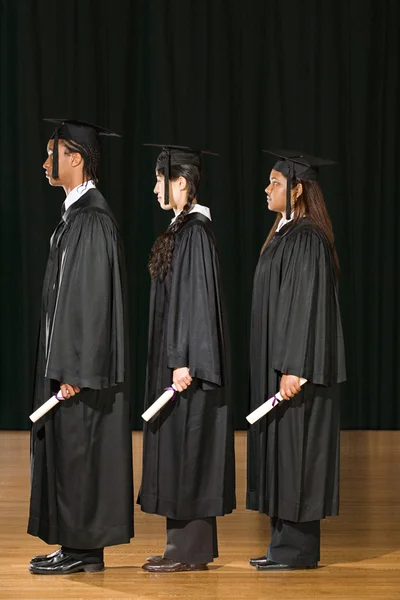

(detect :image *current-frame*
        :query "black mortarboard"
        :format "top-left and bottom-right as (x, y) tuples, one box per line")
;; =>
(44, 118), (121, 179)
(144, 144), (218, 205)
(263, 150), (336, 219)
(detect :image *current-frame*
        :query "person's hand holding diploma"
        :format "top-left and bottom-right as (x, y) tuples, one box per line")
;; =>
(173, 368), (192, 392)
(29, 383), (81, 422)
(141, 368), (192, 422)
(60, 383), (81, 399)
(280, 375), (302, 400)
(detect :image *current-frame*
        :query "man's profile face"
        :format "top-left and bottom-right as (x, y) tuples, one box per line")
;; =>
(43, 139), (75, 187)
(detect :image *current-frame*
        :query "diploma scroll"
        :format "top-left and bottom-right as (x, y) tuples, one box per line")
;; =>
(141, 385), (177, 422)
(246, 378), (307, 425)
(29, 391), (65, 423)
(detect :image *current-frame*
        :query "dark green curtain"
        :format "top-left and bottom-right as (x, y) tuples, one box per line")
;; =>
(1, 0), (399, 430)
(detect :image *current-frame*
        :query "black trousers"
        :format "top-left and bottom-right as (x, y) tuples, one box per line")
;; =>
(266, 518), (320, 566)
(164, 517), (218, 564)
(62, 546), (104, 563)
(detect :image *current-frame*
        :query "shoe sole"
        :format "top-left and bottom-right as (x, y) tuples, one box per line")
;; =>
(256, 564), (318, 571)
(142, 563), (209, 573)
(143, 565), (208, 573)
(29, 563), (105, 575)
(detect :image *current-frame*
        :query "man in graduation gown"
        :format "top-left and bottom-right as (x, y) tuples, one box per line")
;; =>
(138, 145), (236, 572)
(247, 150), (346, 571)
(28, 119), (133, 575)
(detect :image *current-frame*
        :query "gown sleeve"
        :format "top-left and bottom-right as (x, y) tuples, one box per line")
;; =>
(271, 227), (346, 386)
(167, 223), (225, 389)
(44, 209), (125, 389)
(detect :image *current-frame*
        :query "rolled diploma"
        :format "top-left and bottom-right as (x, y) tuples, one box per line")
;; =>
(29, 393), (62, 423)
(141, 385), (177, 422)
(246, 378), (307, 425)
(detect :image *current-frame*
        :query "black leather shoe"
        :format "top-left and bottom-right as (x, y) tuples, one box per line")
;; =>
(142, 558), (208, 572)
(30, 548), (62, 565)
(249, 555), (268, 567)
(256, 560), (318, 571)
(146, 555), (164, 563)
(29, 551), (104, 575)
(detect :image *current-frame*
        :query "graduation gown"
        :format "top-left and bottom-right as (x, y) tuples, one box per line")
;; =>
(28, 188), (134, 549)
(138, 213), (236, 520)
(247, 218), (346, 523)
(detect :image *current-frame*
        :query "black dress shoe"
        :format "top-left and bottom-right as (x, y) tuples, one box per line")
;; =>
(256, 560), (318, 571)
(142, 558), (208, 572)
(29, 550), (104, 575)
(30, 548), (62, 565)
(249, 555), (268, 567)
(146, 555), (164, 563)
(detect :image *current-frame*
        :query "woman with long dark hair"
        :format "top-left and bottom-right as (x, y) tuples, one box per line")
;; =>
(138, 145), (235, 573)
(247, 150), (346, 571)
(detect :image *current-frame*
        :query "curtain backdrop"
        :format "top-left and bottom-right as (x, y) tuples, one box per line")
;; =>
(1, 0), (399, 429)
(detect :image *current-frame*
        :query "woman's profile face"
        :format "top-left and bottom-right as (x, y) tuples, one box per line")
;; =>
(265, 169), (288, 214)
(154, 172), (174, 211)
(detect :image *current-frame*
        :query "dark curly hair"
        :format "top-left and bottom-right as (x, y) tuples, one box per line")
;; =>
(148, 163), (202, 280)
(62, 139), (101, 185)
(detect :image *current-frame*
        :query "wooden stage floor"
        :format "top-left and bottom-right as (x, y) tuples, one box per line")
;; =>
(0, 431), (399, 600)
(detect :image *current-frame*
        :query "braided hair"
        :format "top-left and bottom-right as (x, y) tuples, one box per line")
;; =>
(148, 163), (201, 280)
(62, 139), (101, 185)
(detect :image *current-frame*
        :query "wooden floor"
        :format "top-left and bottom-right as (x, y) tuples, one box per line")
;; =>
(0, 431), (399, 600)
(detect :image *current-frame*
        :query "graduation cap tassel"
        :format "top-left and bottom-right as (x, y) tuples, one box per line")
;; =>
(52, 128), (59, 179)
(286, 162), (293, 220)
(164, 147), (171, 205)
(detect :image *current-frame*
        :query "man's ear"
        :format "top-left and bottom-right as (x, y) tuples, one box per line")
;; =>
(70, 152), (84, 169)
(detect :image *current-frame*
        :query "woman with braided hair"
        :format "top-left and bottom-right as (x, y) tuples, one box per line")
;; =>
(138, 145), (236, 573)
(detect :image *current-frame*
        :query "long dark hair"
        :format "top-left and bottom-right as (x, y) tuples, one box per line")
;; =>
(148, 163), (202, 280)
(62, 139), (101, 185)
(262, 178), (340, 274)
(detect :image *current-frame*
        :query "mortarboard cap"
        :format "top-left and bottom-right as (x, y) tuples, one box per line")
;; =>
(263, 149), (336, 219)
(44, 118), (121, 179)
(144, 143), (219, 205)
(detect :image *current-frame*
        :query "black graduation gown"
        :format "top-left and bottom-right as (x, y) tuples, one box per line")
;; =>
(247, 218), (346, 523)
(138, 213), (236, 520)
(28, 188), (134, 549)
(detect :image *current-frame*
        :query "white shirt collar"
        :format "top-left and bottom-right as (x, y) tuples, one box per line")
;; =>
(64, 180), (96, 211)
(170, 203), (212, 225)
(276, 211), (294, 232)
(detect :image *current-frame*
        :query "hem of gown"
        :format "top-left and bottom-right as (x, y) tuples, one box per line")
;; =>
(189, 367), (222, 387)
(246, 492), (339, 522)
(138, 494), (235, 520)
(44, 368), (121, 391)
(165, 360), (222, 388)
(27, 517), (134, 548)
(271, 364), (347, 387)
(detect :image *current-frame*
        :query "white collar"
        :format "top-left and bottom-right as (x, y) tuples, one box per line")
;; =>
(64, 180), (96, 211)
(276, 211), (294, 232)
(170, 203), (212, 224)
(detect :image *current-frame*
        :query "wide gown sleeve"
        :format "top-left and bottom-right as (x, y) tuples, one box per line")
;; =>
(44, 209), (125, 389)
(167, 223), (225, 389)
(271, 228), (346, 386)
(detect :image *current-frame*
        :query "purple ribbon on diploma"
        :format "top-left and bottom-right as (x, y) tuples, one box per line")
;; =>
(56, 391), (65, 401)
(272, 395), (280, 407)
(164, 386), (177, 399)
